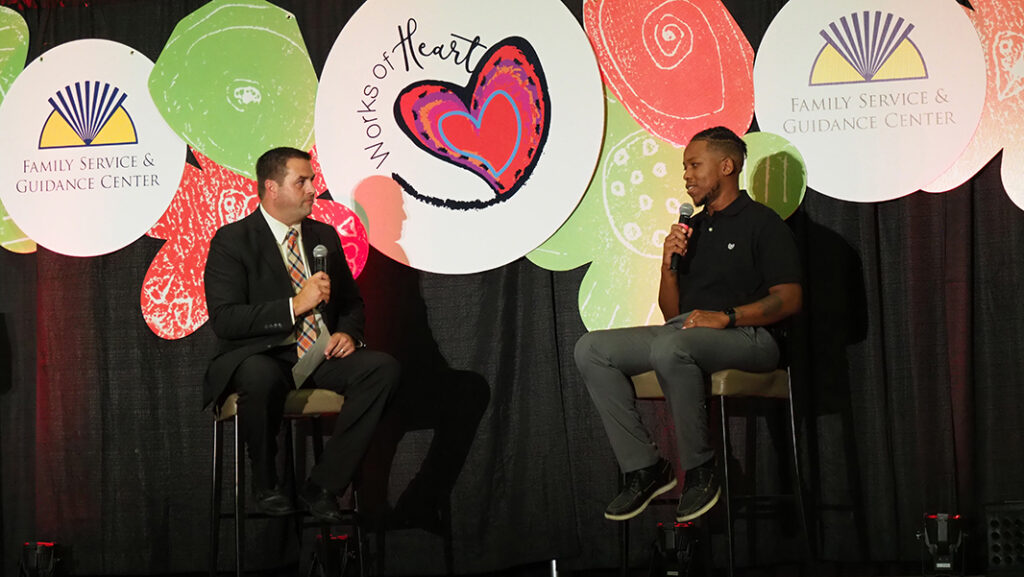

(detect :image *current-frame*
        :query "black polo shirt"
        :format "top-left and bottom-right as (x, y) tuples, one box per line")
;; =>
(676, 191), (801, 313)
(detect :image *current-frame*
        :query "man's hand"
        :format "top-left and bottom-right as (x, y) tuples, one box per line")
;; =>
(681, 309), (730, 329)
(325, 332), (357, 359)
(662, 223), (692, 269)
(293, 271), (330, 317)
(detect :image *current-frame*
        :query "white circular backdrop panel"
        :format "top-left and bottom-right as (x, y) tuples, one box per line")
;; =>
(754, 0), (985, 202)
(315, 0), (605, 274)
(0, 39), (185, 256)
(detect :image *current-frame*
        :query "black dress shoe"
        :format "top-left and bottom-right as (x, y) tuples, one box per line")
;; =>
(253, 487), (294, 516)
(299, 481), (345, 524)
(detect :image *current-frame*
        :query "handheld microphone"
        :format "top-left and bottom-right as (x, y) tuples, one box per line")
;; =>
(312, 244), (328, 311)
(669, 203), (695, 272)
(312, 244), (328, 275)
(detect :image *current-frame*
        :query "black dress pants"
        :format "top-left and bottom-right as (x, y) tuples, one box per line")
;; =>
(230, 345), (400, 493)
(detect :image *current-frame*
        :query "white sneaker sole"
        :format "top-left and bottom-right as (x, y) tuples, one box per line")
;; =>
(604, 478), (678, 521)
(675, 486), (721, 522)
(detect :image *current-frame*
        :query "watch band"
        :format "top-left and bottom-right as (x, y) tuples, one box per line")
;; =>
(723, 308), (736, 328)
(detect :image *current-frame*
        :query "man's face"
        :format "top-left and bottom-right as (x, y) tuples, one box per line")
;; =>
(683, 140), (726, 207)
(266, 157), (316, 225)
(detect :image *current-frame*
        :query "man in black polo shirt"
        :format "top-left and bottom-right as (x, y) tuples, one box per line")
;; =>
(574, 126), (802, 522)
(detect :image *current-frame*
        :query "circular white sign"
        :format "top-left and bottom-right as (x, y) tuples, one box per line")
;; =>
(754, 0), (985, 202)
(0, 39), (185, 256)
(315, 0), (605, 273)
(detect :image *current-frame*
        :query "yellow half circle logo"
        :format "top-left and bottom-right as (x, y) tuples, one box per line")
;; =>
(38, 81), (138, 149)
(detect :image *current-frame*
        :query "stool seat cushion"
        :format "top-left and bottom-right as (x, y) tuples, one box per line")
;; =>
(711, 369), (788, 399)
(630, 371), (665, 400)
(629, 369), (789, 400)
(215, 389), (345, 421)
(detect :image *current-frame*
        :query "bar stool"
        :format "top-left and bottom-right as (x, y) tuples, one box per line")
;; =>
(208, 388), (364, 576)
(620, 368), (811, 576)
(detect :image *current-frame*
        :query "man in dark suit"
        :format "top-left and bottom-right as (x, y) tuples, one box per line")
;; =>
(204, 147), (399, 522)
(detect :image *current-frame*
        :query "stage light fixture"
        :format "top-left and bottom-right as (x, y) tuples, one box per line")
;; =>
(649, 521), (699, 577)
(917, 513), (965, 576)
(18, 542), (65, 577)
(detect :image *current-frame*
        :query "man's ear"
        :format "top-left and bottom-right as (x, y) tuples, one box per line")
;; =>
(720, 156), (736, 176)
(264, 179), (278, 199)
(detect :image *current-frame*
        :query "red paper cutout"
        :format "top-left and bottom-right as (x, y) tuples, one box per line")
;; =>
(584, 0), (755, 146)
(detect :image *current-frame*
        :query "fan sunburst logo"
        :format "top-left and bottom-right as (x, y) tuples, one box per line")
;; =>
(38, 81), (138, 149)
(810, 11), (928, 86)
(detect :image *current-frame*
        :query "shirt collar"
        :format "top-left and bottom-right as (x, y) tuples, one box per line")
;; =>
(717, 190), (752, 217)
(259, 204), (300, 245)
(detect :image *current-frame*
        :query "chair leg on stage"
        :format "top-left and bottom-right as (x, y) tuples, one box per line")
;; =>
(209, 420), (223, 577)
(720, 397), (734, 577)
(233, 415), (246, 577)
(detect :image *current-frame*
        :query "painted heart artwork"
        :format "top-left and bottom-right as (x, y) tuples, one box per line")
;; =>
(394, 36), (550, 210)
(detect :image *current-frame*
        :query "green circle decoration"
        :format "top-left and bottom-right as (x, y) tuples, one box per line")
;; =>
(149, 0), (317, 179)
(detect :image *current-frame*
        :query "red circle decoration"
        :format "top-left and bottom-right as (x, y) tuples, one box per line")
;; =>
(584, 0), (755, 146)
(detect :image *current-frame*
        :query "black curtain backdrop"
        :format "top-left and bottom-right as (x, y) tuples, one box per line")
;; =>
(2, 0), (1023, 575)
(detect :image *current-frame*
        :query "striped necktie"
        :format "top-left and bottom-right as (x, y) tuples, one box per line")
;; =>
(285, 228), (318, 358)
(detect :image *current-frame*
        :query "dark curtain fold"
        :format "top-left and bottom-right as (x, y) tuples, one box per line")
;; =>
(2, 1), (1024, 575)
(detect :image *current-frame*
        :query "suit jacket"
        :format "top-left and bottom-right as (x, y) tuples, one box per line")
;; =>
(202, 209), (365, 407)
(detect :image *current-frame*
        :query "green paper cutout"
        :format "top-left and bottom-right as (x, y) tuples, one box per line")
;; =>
(0, 7), (34, 254)
(529, 92), (806, 331)
(742, 132), (806, 221)
(0, 6), (28, 107)
(0, 200), (36, 254)
(529, 92), (686, 329)
(149, 0), (317, 179)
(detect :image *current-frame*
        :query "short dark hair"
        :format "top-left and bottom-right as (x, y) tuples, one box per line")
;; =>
(690, 126), (747, 172)
(256, 147), (311, 198)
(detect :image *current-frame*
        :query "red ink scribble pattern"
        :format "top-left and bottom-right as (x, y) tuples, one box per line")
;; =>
(585, 0), (754, 146)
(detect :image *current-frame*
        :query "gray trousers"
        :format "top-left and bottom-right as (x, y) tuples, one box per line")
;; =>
(573, 312), (780, 473)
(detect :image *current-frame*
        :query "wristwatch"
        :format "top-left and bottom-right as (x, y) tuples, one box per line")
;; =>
(723, 307), (736, 328)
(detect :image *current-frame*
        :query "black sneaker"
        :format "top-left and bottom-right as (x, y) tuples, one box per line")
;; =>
(604, 458), (677, 521)
(253, 487), (294, 516)
(675, 464), (720, 522)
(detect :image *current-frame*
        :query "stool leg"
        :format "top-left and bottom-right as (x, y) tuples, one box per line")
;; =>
(353, 487), (365, 577)
(310, 418), (335, 574)
(720, 397), (734, 577)
(787, 373), (813, 566)
(442, 492), (455, 575)
(619, 472), (629, 577)
(376, 526), (386, 575)
(210, 420), (224, 577)
(619, 520), (630, 577)
(311, 418), (324, 462)
(233, 416), (245, 577)
(286, 420), (304, 547)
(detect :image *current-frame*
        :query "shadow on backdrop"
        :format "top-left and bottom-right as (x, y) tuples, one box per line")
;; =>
(356, 245), (490, 571)
(788, 206), (870, 560)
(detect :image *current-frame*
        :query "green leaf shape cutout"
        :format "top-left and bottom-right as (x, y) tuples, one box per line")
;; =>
(0, 6), (28, 107)
(0, 8), (33, 253)
(149, 0), (317, 179)
(742, 132), (806, 221)
(0, 200), (36, 254)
